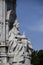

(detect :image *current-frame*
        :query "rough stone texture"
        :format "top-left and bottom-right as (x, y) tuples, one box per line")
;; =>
(8, 19), (32, 65)
(0, 0), (32, 65)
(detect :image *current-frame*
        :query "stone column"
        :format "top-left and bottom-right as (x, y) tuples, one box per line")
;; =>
(0, 0), (8, 65)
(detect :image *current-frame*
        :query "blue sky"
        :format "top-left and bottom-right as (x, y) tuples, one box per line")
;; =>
(16, 0), (43, 50)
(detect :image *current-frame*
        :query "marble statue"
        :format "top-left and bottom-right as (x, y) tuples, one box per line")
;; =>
(8, 16), (32, 65)
(0, 0), (32, 65)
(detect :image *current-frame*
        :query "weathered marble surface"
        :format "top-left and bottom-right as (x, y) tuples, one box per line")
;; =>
(8, 17), (32, 65)
(0, 0), (32, 65)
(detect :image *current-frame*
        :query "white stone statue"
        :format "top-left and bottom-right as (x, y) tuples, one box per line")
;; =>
(8, 19), (24, 65)
(0, 0), (32, 65)
(6, 10), (32, 65)
(8, 20), (32, 65)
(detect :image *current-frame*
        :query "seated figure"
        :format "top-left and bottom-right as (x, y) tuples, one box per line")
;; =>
(6, 10), (32, 65)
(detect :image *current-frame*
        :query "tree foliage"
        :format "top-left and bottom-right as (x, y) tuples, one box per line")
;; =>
(31, 50), (43, 65)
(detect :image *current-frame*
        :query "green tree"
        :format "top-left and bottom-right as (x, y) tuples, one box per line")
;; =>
(37, 50), (43, 65)
(31, 50), (43, 65)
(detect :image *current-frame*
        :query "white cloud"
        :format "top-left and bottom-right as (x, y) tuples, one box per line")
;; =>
(28, 19), (43, 32)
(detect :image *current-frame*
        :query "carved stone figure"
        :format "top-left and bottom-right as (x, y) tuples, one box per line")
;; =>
(0, 0), (32, 65)
(8, 17), (32, 65)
